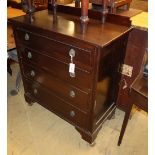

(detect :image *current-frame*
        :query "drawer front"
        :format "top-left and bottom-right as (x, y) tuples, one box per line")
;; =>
(22, 62), (90, 113)
(19, 46), (93, 89)
(16, 28), (93, 71)
(24, 79), (89, 129)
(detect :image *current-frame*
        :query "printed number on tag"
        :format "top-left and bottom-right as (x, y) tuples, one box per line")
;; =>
(69, 63), (75, 73)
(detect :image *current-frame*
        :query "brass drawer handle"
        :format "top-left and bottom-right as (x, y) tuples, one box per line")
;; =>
(69, 49), (76, 78)
(69, 49), (76, 58)
(25, 33), (29, 41)
(69, 90), (75, 98)
(30, 70), (35, 77)
(70, 110), (75, 117)
(28, 52), (32, 59)
(33, 88), (38, 95)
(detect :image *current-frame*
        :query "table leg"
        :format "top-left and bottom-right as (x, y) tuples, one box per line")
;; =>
(118, 102), (133, 146)
(7, 58), (12, 76)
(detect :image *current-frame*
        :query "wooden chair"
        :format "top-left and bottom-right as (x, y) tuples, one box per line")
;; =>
(118, 52), (148, 146)
(33, 0), (48, 11)
(110, 0), (132, 13)
(7, 7), (26, 95)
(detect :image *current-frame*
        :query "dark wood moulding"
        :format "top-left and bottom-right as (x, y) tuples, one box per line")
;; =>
(48, 4), (131, 27)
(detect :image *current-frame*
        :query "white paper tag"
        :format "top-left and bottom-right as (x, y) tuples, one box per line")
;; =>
(69, 63), (75, 73)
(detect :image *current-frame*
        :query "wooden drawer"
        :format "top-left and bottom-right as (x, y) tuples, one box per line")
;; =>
(19, 46), (93, 90)
(16, 28), (93, 71)
(22, 62), (90, 113)
(24, 79), (89, 129)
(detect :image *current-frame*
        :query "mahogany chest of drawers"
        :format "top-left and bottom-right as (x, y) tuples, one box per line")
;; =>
(10, 9), (131, 144)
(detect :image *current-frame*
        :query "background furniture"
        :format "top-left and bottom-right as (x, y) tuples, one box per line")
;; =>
(116, 12), (148, 145)
(7, 0), (48, 11)
(130, 0), (148, 12)
(116, 12), (148, 111)
(33, 0), (48, 10)
(7, 0), (22, 9)
(92, 0), (132, 13)
(9, 3), (131, 144)
(7, 7), (25, 95)
(118, 54), (148, 145)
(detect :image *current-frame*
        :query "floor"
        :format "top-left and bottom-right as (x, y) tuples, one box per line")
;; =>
(7, 63), (148, 155)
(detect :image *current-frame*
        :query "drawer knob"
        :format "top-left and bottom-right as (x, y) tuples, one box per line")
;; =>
(25, 33), (29, 41)
(28, 52), (32, 59)
(69, 90), (75, 98)
(34, 88), (38, 94)
(30, 70), (35, 77)
(70, 110), (75, 117)
(69, 49), (76, 57)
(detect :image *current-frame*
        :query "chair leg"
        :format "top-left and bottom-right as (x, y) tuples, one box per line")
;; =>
(7, 58), (12, 76)
(10, 71), (21, 96)
(118, 104), (133, 146)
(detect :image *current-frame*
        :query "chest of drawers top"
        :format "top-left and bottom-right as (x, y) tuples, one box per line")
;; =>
(10, 9), (130, 48)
